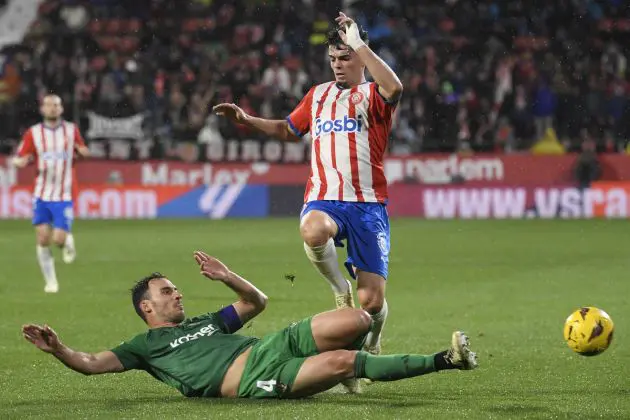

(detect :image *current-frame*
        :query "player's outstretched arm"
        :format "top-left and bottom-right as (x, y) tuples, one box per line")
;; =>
(212, 103), (300, 142)
(194, 251), (268, 325)
(12, 128), (36, 168)
(336, 12), (403, 102)
(22, 324), (125, 375)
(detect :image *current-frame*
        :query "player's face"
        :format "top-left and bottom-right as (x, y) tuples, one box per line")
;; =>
(145, 278), (185, 324)
(329, 45), (363, 86)
(40, 96), (63, 121)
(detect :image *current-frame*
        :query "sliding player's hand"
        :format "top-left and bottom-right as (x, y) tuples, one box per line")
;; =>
(212, 103), (249, 124)
(194, 251), (230, 282)
(22, 324), (62, 353)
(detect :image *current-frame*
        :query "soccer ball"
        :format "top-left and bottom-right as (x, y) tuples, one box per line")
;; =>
(563, 307), (614, 356)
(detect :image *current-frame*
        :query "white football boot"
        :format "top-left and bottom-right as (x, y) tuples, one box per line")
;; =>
(62, 233), (76, 264)
(334, 280), (355, 309)
(44, 282), (59, 293)
(446, 331), (478, 370)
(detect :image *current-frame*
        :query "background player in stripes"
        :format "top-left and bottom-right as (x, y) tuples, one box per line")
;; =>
(213, 12), (402, 393)
(10, 94), (90, 293)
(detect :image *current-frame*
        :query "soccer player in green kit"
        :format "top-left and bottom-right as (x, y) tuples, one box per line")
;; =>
(22, 251), (478, 399)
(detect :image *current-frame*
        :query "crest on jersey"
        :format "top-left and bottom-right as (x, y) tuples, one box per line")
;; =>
(350, 91), (364, 105)
(377, 232), (389, 255)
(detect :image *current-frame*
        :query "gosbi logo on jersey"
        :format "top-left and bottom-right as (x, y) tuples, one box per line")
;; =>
(314, 115), (363, 137)
(40, 151), (70, 161)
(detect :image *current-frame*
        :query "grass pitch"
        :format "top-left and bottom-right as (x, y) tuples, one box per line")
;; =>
(1, 218), (629, 419)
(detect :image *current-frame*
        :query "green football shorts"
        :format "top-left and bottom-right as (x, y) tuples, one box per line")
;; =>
(237, 317), (318, 399)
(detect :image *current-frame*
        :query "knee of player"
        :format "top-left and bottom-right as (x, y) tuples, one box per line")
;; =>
(300, 223), (331, 247)
(36, 235), (51, 247)
(327, 350), (357, 377)
(51, 234), (66, 247)
(355, 309), (373, 333)
(358, 294), (384, 315)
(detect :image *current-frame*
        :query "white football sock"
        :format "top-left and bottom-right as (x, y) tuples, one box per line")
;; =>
(64, 233), (74, 250)
(303, 238), (350, 295)
(365, 299), (388, 349)
(36, 245), (58, 288)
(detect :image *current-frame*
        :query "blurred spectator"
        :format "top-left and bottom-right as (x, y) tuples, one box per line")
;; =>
(0, 0), (629, 160)
(574, 138), (601, 189)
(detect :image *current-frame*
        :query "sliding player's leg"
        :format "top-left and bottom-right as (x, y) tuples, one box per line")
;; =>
(308, 307), (372, 394)
(310, 308), (373, 352)
(236, 308), (372, 399)
(286, 331), (479, 399)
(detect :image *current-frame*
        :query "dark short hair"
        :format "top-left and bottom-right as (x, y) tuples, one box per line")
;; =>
(326, 24), (369, 49)
(131, 272), (165, 322)
(40, 93), (62, 105)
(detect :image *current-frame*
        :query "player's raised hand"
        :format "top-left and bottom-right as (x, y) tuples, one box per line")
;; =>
(9, 156), (30, 168)
(335, 12), (366, 51)
(194, 251), (231, 282)
(212, 103), (249, 124)
(22, 324), (62, 353)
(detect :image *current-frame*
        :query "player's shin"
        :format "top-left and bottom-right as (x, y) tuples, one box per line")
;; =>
(36, 245), (58, 293)
(61, 233), (76, 264)
(303, 239), (353, 306)
(354, 351), (447, 382)
(364, 299), (388, 353)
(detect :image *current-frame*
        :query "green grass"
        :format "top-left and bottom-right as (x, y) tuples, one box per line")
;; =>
(1, 218), (629, 419)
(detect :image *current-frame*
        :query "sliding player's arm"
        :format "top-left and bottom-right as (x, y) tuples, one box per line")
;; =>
(337, 12), (403, 102)
(11, 129), (35, 168)
(194, 251), (268, 326)
(22, 324), (125, 375)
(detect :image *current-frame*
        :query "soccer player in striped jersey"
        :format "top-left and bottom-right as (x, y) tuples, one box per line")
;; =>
(214, 13), (402, 392)
(10, 94), (90, 293)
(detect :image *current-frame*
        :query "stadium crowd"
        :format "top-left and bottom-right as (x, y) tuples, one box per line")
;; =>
(0, 0), (629, 158)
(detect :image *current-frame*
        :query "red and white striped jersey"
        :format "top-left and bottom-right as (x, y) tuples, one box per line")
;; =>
(287, 81), (396, 203)
(17, 121), (86, 202)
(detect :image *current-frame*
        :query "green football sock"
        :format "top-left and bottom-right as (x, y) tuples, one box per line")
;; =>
(354, 350), (451, 381)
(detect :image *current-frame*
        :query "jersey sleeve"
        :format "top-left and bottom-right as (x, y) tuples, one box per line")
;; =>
(74, 124), (86, 147)
(188, 306), (242, 334)
(286, 87), (315, 137)
(17, 129), (35, 157)
(110, 335), (148, 370)
(369, 83), (398, 121)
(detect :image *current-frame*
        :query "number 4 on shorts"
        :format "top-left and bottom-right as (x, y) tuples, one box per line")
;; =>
(256, 379), (277, 392)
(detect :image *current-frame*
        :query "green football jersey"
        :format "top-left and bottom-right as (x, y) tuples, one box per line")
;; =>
(110, 311), (259, 397)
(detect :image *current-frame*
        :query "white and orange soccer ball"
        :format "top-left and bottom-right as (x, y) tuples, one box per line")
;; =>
(563, 307), (614, 356)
